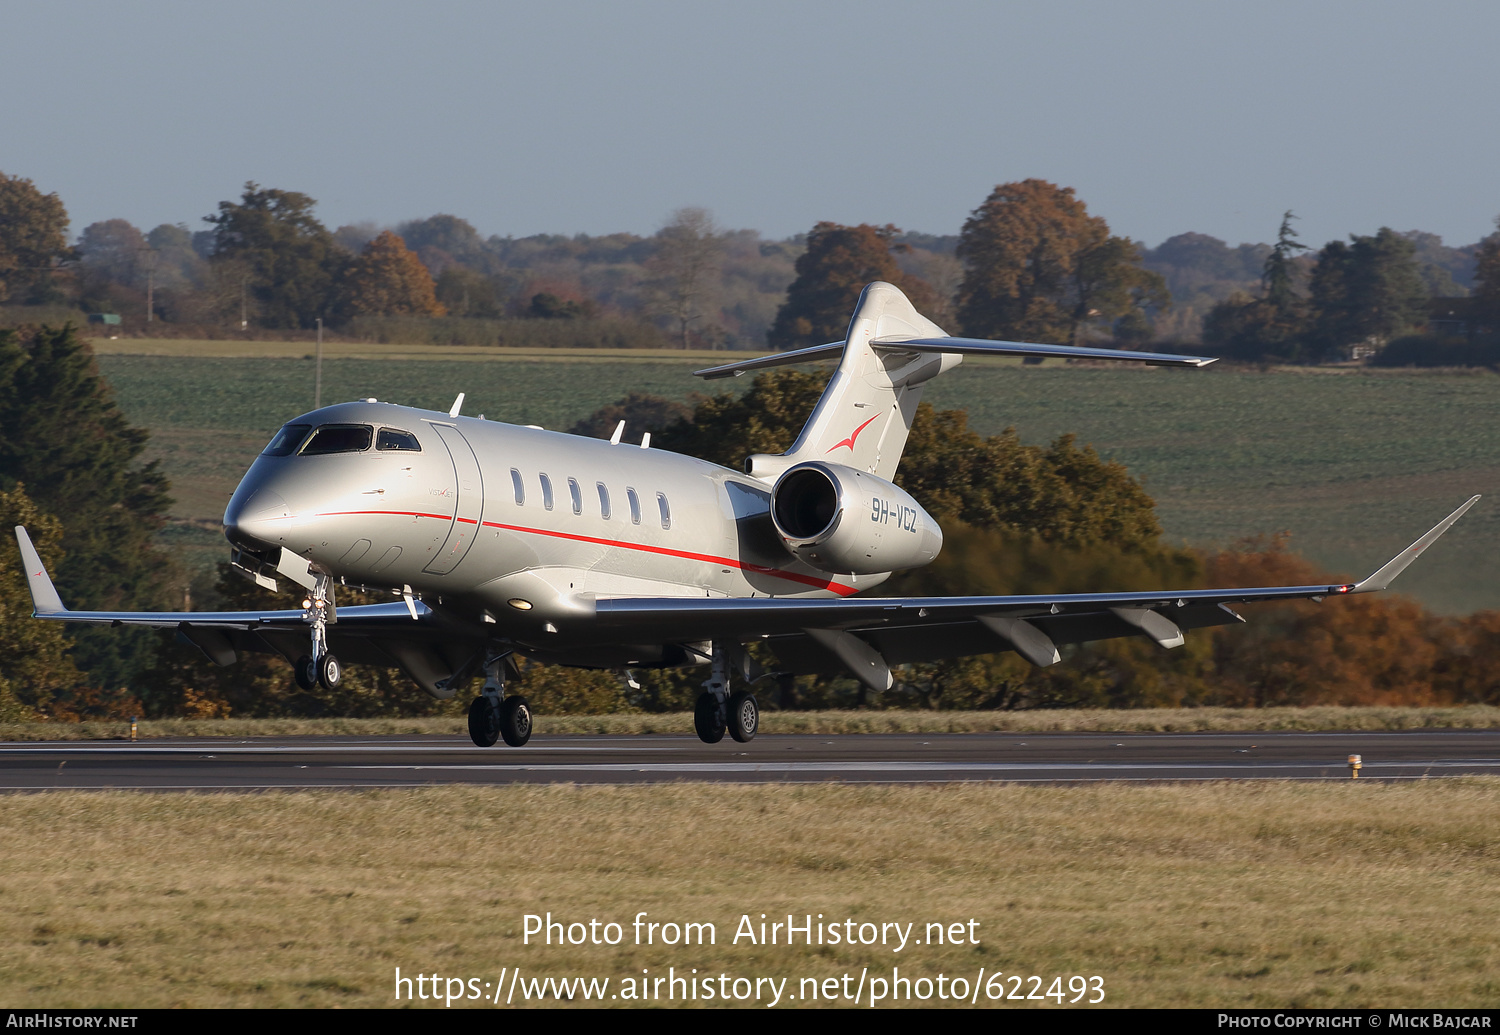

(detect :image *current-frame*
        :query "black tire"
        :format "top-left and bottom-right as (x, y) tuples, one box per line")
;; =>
(728, 691), (758, 743)
(317, 652), (342, 690)
(294, 655), (317, 691)
(468, 695), (500, 747)
(499, 695), (532, 747)
(694, 691), (726, 744)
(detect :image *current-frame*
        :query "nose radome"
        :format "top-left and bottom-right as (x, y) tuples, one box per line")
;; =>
(224, 489), (290, 548)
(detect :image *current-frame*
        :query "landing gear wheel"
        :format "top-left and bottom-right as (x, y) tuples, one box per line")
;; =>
(467, 695), (500, 747)
(316, 652), (342, 690)
(499, 695), (532, 747)
(728, 691), (758, 743)
(294, 655), (317, 691)
(694, 691), (726, 744)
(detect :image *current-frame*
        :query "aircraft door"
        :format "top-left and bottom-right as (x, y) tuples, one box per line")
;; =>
(423, 423), (485, 575)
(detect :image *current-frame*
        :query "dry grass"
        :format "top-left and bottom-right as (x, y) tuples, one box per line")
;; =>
(0, 781), (1496, 1008)
(3, 706), (1496, 742)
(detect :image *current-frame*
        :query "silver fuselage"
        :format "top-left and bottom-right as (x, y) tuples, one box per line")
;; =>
(223, 402), (872, 651)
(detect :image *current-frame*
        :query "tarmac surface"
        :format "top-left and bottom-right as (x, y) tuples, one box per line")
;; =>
(1, 730), (1498, 789)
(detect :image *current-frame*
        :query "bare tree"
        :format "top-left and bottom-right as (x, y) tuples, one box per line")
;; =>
(646, 207), (724, 348)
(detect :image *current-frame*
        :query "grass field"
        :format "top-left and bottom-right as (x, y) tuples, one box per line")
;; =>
(90, 341), (1500, 613)
(3, 706), (1498, 741)
(2, 781), (1496, 1008)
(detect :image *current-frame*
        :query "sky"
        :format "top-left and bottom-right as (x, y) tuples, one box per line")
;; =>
(3, 0), (1498, 250)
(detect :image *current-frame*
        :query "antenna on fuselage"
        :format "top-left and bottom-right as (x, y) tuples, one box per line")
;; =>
(640, 432), (651, 449)
(610, 420), (625, 445)
(448, 393), (465, 418)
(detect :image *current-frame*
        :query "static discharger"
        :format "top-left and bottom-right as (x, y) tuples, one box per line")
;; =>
(1348, 754), (1363, 779)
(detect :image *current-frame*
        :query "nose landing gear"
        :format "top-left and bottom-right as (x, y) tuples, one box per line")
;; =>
(468, 651), (530, 747)
(294, 573), (342, 692)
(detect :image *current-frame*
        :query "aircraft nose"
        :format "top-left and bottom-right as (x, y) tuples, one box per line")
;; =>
(224, 489), (290, 549)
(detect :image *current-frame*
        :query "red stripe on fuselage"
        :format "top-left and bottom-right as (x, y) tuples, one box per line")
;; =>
(314, 509), (858, 596)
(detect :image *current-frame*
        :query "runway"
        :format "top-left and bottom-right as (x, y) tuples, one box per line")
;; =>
(1, 730), (1497, 789)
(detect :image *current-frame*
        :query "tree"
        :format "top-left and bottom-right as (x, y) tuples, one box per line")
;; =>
(435, 267), (505, 318)
(656, 368), (1161, 550)
(768, 222), (936, 348)
(1202, 212), (1314, 362)
(1474, 216), (1500, 327)
(645, 207), (724, 348)
(1307, 227), (1430, 359)
(0, 485), (82, 720)
(204, 183), (342, 328)
(78, 219), (147, 287)
(0, 171), (71, 304)
(395, 214), (488, 274)
(567, 392), (693, 440)
(0, 325), (174, 689)
(956, 179), (1165, 344)
(1262, 211), (1309, 311)
(335, 231), (444, 320)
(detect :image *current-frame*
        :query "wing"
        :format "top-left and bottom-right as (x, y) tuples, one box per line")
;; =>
(14, 526), (483, 697)
(592, 497), (1481, 690)
(693, 335), (1215, 379)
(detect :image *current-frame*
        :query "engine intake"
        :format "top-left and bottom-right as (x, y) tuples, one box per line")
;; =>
(769, 461), (942, 575)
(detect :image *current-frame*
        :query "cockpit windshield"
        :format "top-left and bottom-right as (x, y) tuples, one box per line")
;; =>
(376, 428), (421, 451)
(262, 424), (311, 456)
(300, 424), (373, 455)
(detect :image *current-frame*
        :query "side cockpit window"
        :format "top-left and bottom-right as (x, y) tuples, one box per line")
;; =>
(262, 423), (311, 457)
(300, 424), (373, 455)
(376, 428), (421, 451)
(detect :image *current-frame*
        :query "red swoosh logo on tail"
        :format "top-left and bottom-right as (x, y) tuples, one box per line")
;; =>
(826, 412), (881, 453)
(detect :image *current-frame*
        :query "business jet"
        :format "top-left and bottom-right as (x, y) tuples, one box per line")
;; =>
(14, 283), (1478, 748)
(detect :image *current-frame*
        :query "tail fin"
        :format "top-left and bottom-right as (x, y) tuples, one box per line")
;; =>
(745, 282), (955, 481)
(697, 281), (1215, 483)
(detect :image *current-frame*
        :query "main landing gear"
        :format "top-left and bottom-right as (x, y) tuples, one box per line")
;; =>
(294, 573), (341, 692)
(468, 652), (531, 748)
(694, 645), (758, 745)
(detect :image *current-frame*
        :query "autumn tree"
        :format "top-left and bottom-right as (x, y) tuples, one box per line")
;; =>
(204, 183), (342, 328)
(955, 179), (1166, 344)
(645, 207), (724, 348)
(0, 171), (71, 304)
(335, 231), (445, 320)
(768, 222), (937, 348)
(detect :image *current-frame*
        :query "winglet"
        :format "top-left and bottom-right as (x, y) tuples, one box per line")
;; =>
(14, 526), (66, 614)
(1350, 496), (1481, 593)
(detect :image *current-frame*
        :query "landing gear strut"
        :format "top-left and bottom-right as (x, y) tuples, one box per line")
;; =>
(296, 573), (340, 692)
(694, 644), (758, 744)
(468, 651), (530, 747)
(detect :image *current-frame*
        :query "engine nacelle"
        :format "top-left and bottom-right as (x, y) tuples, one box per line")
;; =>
(769, 461), (943, 575)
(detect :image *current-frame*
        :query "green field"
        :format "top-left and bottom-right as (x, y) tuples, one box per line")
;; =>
(92, 343), (1500, 613)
